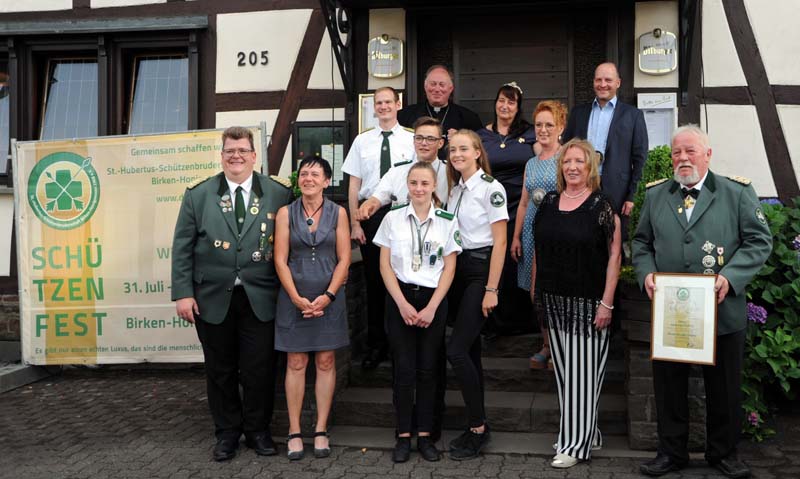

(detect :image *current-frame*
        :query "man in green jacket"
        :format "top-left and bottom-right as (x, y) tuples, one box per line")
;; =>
(633, 125), (772, 478)
(171, 126), (293, 461)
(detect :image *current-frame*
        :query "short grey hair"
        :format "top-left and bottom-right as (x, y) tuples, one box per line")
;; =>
(424, 64), (454, 84)
(672, 124), (710, 150)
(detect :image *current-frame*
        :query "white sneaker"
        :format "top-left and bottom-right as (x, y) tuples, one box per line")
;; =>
(551, 453), (580, 468)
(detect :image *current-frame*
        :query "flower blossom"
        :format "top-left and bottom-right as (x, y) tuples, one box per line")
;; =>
(792, 234), (800, 252)
(747, 302), (767, 324)
(748, 411), (760, 426)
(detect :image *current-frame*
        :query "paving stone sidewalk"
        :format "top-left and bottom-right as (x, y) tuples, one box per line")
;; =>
(1, 369), (797, 479)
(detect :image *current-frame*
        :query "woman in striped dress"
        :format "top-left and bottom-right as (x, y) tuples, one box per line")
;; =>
(532, 138), (621, 468)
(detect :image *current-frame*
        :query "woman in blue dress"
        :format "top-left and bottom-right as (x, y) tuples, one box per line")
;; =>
(510, 100), (568, 369)
(477, 82), (536, 336)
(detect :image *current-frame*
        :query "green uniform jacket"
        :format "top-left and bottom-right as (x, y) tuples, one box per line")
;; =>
(171, 172), (293, 324)
(632, 171), (772, 335)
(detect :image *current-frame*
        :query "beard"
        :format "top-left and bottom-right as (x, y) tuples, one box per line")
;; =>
(674, 164), (700, 186)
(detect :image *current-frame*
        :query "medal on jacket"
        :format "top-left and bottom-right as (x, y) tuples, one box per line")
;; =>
(702, 255), (715, 268)
(252, 251), (262, 262)
(717, 246), (724, 266)
(702, 241), (715, 254)
(684, 195), (696, 209)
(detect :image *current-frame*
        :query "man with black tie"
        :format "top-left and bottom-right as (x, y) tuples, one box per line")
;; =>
(172, 126), (293, 461)
(633, 125), (771, 478)
(562, 62), (648, 219)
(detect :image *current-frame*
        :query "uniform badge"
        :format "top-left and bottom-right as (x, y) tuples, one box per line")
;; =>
(221, 194), (230, 201)
(454, 230), (462, 247)
(702, 255), (716, 268)
(251, 251), (262, 262)
(267, 212), (275, 220)
(518, 137), (525, 144)
(702, 241), (715, 254)
(717, 246), (725, 266)
(250, 206), (259, 215)
(755, 207), (767, 225)
(222, 241), (231, 250)
(703, 268), (715, 275)
(490, 191), (506, 208)
(261, 222), (267, 233)
(214, 240), (222, 248)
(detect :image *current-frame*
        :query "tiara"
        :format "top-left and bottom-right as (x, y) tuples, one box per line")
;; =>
(503, 81), (523, 95)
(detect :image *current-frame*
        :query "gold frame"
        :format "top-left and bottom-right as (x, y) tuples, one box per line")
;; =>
(650, 272), (718, 365)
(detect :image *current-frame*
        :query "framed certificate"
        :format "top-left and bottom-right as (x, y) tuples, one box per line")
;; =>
(358, 92), (404, 133)
(651, 273), (718, 365)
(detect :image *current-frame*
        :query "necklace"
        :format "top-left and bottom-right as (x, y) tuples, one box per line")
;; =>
(426, 103), (450, 129)
(301, 198), (324, 226)
(562, 187), (589, 199)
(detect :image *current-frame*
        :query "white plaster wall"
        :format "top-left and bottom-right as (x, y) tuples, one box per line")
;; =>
(216, 10), (311, 93)
(702, 0), (747, 87)
(308, 29), (344, 90)
(216, 108), (344, 178)
(700, 104), (777, 197)
(744, 0), (800, 85)
(367, 9), (406, 91)
(776, 105), (800, 190)
(91, 0), (166, 7)
(0, 0), (69, 12)
(633, 1), (679, 89)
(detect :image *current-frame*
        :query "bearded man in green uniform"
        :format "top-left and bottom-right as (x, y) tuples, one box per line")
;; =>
(633, 124), (772, 478)
(171, 126), (293, 461)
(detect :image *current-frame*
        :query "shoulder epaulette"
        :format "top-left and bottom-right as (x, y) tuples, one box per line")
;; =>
(435, 209), (454, 221)
(391, 202), (409, 211)
(187, 175), (213, 190)
(269, 175), (292, 189)
(728, 175), (752, 185)
(646, 178), (670, 189)
(481, 173), (495, 183)
(393, 159), (413, 167)
(403, 126), (414, 133)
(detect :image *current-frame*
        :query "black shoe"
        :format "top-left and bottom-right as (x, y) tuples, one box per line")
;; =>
(640, 454), (686, 476)
(313, 431), (331, 459)
(245, 433), (277, 456)
(417, 436), (440, 462)
(449, 425), (490, 461)
(362, 347), (388, 370)
(448, 429), (472, 451)
(392, 437), (411, 463)
(213, 438), (239, 462)
(286, 433), (305, 461)
(711, 456), (751, 478)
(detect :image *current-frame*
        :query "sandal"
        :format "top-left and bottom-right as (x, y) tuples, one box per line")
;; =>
(286, 433), (305, 461)
(530, 346), (551, 369)
(313, 431), (331, 458)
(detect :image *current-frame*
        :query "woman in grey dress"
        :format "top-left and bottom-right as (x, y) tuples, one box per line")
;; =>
(274, 155), (351, 460)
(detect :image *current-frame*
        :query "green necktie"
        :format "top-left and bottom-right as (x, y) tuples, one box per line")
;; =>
(380, 130), (392, 177)
(235, 186), (245, 233)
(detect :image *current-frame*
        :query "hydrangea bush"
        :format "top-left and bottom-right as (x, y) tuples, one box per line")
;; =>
(742, 197), (800, 441)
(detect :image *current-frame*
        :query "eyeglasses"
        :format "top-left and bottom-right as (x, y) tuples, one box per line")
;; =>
(222, 148), (254, 157)
(426, 81), (452, 88)
(534, 122), (557, 131)
(413, 135), (442, 144)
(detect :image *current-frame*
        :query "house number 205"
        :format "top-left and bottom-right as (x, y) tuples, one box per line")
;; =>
(237, 51), (269, 67)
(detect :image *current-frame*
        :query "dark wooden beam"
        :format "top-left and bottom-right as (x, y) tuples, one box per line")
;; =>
(215, 90), (347, 112)
(702, 86), (750, 104)
(266, 8), (326, 175)
(773, 85), (800, 105)
(722, 0), (799, 203)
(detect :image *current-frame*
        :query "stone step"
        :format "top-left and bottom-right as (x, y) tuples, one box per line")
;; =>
(331, 387), (627, 434)
(349, 357), (626, 393)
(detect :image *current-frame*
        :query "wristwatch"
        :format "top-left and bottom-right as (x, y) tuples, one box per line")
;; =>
(324, 290), (336, 302)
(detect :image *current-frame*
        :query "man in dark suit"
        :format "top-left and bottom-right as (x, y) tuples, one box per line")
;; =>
(398, 64), (483, 159)
(172, 126), (293, 461)
(633, 125), (772, 478)
(563, 62), (648, 218)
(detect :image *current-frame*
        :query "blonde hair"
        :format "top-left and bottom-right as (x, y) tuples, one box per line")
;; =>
(408, 161), (442, 207)
(557, 138), (601, 193)
(446, 129), (492, 194)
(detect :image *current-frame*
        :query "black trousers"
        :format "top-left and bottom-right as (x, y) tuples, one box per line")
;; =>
(446, 247), (489, 428)
(386, 282), (447, 434)
(360, 205), (390, 352)
(653, 329), (746, 464)
(195, 286), (276, 441)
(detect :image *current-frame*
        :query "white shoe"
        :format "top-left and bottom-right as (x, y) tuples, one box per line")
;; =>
(551, 453), (580, 468)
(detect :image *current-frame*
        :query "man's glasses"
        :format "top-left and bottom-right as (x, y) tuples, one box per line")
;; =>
(222, 148), (254, 157)
(413, 135), (442, 144)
